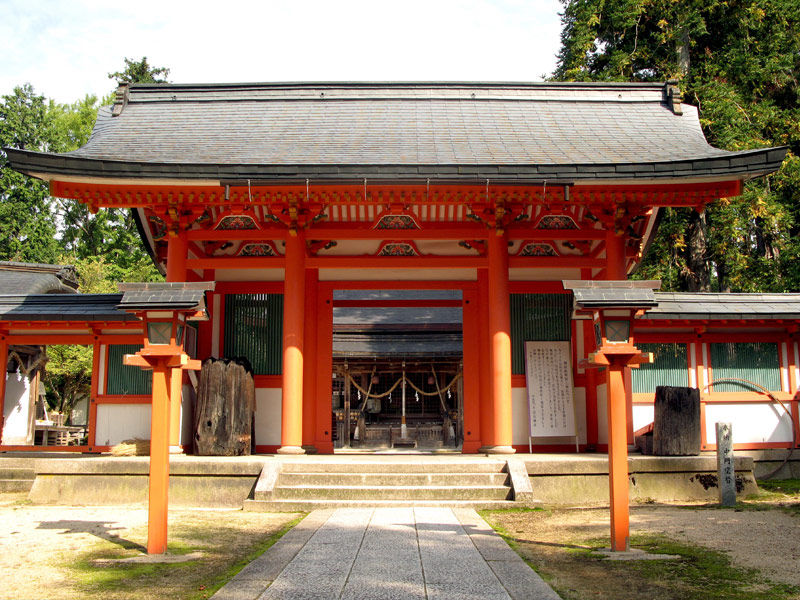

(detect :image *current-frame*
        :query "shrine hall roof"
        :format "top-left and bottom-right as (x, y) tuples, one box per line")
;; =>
(5, 82), (786, 183)
(646, 293), (800, 320)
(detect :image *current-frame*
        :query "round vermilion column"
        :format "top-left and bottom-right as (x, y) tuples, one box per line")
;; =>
(607, 360), (630, 551)
(147, 360), (171, 555)
(605, 231), (626, 280)
(166, 231), (188, 282)
(605, 231), (635, 444)
(0, 340), (7, 438)
(482, 231), (515, 454)
(279, 234), (306, 455)
(166, 231), (188, 450)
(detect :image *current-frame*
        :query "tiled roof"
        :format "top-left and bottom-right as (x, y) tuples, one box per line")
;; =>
(646, 293), (800, 320)
(117, 282), (214, 314)
(0, 294), (133, 322)
(333, 333), (463, 357)
(6, 82), (786, 182)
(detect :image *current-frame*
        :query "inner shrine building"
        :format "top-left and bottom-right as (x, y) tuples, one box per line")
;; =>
(5, 82), (789, 455)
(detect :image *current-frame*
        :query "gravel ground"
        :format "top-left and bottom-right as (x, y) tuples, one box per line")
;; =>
(0, 493), (295, 600)
(492, 503), (800, 589)
(2, 492), (799, 599)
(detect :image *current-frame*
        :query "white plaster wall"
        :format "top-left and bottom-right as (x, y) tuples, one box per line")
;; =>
(2, 371), (33, 445)
(95, 404), (151, 446)
(320, 269), (477, 281)
(254, 388), (282, 446)
(215, 269), (284, 282)
(705, 403), (793, 444)
(510, 268), (581, 281)
(633, 405), (655, 433)
(71, 396), (89, 426)
(512, 386), (586, 447)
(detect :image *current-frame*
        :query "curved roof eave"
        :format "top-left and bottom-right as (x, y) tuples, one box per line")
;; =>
(4, 146), (789, 184)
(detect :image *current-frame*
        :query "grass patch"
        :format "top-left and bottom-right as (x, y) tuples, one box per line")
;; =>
(68, 510), (304, 600)
(483, 508), (800, 600)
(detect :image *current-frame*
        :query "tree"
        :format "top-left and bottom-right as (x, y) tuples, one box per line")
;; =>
(108, 56), (170, 85)
(553, 0), (800, 292)
(0, 85), (61, 263)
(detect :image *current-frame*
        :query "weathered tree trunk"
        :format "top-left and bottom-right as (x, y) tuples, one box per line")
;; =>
(653, 386), (701, 456)
(683, 210), (710, 292)
(193, 357), (255, 456)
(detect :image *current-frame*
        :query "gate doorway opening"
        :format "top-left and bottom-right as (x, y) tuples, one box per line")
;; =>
(332, 359), (463, 450)
(330, 289), (463, 452)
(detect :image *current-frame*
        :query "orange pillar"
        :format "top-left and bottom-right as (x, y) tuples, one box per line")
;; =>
(314, 286), (334, 454)
(483, 232), (515, 454)
(166, 230), (188, 282)
(148, 360), (171, 554)
(605, 231), (626, 280)
(477, 270), (494, 450)
(279, 234), (306, 454)
(461, 288), (482, 453)
(583, 317), (599, 449)
(302, 268), (319, 452)
(607, 360), (630, 551)
(605, 231), (634, 443)
(0, 340), (7, 440)
(166, 231), (188, 450)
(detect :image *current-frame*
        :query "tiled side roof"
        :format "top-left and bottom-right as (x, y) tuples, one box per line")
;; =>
(5, 82), (786, 182)
(117, 282), (213, 313)
(646, 293), (800, 320)
(0, 294), (133, 322)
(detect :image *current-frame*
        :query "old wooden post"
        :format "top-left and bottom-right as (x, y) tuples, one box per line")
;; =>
(653, 386), (701, 456)
(716, 422), (736, 506)
(194, 357), (255, 456)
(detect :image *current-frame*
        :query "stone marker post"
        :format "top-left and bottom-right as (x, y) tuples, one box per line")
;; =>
(715, 422), (736, 506)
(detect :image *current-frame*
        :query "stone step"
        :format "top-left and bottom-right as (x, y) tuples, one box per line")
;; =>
(0, 468), (36, 480)
(273, 485), (511, 501)
(278, 461), (506, 474)
(244, 498), (519, 512)
(278, 472), (509, 487)
(0, 479), (34, 492)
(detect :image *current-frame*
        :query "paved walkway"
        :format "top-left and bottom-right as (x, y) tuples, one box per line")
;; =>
(212, 507), (561, 600)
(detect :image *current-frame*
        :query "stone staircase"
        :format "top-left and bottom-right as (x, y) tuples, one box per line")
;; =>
(0, 458), (36, 493)
(244, 459), (534, 511)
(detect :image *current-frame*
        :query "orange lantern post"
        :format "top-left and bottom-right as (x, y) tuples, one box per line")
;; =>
(118, 282), (214, 555)
(563, 280), (659, 552)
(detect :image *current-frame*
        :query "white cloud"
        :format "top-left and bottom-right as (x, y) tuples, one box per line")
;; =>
(1, 0), (563, 104)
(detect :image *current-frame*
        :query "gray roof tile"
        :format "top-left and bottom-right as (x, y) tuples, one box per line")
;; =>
(6, 82), (786, 182)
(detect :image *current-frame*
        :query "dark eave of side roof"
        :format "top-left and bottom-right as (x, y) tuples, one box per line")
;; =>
(645, 292), (800, 321)
(0, 294), (134, 322)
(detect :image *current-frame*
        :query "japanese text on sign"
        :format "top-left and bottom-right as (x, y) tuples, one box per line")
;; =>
(524, 342), (576, 438)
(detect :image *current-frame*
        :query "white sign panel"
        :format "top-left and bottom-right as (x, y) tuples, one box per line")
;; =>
(525, 341), (576, 438)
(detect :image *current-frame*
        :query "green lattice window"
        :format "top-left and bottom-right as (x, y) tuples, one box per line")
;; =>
(632, 343), (689, 393)
(510, 293), (572, 374)
(106, 344), (151, 395)
(224, 294), (283, 375)
(710, 342), (780, 392)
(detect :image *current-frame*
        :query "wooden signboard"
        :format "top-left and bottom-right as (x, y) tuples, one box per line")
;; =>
(524, 341), (577, 451)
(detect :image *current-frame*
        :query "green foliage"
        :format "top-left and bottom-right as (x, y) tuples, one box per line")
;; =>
(0, 85), (61, 263)
(554, 0), (800, 291)
(108, 56), (170, 85)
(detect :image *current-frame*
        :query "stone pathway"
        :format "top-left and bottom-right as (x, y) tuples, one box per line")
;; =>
(212, 507), (560, 600)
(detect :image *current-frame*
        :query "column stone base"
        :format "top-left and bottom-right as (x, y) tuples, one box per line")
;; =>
(277, 445), (306, 455)
(479, 445), (516, 455)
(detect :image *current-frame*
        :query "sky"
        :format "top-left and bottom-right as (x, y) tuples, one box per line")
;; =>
(1, 0), (564, 105)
